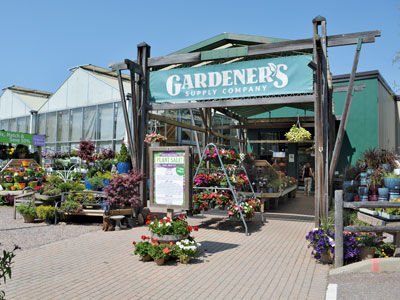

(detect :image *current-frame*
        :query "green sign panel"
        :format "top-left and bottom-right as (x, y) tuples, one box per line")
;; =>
(149, 55), (313, 103)
(0, 130), (45, 146)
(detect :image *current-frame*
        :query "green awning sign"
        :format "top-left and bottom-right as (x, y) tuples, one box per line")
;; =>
(149, 55), (313, 103)
(0, 130), (45, 146)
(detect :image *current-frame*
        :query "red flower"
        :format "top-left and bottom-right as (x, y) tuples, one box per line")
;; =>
(145, 220), (151, 225)
(169, 242), (174, 246)
(153, 214), (158, 218)
(159, 219), (164, 223)
(163, 248), (170, 254)
(132, 241), (136, 245)
(193, 226), (199, 231)
(147, 215), (151, 220)
(186, 226), (192, 232)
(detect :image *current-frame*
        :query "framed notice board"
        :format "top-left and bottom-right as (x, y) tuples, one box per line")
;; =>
(149, 146), (193, 210)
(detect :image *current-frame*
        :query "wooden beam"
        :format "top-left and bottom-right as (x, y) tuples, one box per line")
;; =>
(329, 37), (363, 186)
(248, 139), (314, 144)
(148, 113), (245, 143)
(215, 108), (247, 124)
(150, 95), (315, 110)
(247, 116), (314, 124)
(213, 122), (315, 130)
(143, 30), (380, 67)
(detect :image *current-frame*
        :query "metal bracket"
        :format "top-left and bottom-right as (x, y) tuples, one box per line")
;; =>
(356, 37), (363, 51)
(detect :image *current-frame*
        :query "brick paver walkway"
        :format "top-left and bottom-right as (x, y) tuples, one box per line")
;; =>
(3, 194), (328, 300)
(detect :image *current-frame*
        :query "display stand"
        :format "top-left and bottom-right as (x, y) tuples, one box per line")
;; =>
(193, 143), (263, 236)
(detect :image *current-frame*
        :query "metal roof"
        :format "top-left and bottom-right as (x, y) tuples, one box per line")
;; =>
(69, 64), (131, 81)
(1, 86), (52, 112)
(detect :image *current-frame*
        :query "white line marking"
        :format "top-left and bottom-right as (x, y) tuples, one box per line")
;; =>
(326, 283), (337, 300)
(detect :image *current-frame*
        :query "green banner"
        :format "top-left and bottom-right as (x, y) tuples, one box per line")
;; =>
(0, 130), (45, 146)
(149, 55), (313, 103)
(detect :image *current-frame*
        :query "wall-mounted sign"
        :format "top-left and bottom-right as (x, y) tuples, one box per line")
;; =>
(273, 152), (286, 158)
(149, 146), (192, 210)
(149, 55), (313, 103)
(289, 154), (295, 163)
(0, 130), (45, 147)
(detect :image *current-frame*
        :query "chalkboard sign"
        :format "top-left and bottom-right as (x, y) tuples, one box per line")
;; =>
(149, 146), (192, 210)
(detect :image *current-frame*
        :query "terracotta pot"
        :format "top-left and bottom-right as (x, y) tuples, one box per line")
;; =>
(179, 255), (191, 264)
(141, 254), (152, 262)
(154, 257), (165, 266)
(359, 247), (375, 260)
(23, 215), (35, 223)
(319, 252), (333, 264)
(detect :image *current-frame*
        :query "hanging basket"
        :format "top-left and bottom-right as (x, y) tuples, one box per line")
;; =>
(285, 124), (312, 142)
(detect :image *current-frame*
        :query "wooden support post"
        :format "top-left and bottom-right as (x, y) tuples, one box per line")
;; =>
(313, 18), (323, 227)
(138, 42), (151, 207)
(116, 68), (136, 169)
(334, 189), (344, 268)
(189, 109), (201, 157)
(167, 208), (174, 219)
(329, 37), (363, 185)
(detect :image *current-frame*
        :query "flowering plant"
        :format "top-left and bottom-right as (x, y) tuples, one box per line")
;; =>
(147, 214), (198, 236)
(285, 124), (312, 142)
(357, 232), (385, 248)
(34, 184), (61, 196)
(305, 228), (335, 259)
(78, 139), (95, 162)
(176, 239), (201, 260)
(144, 133), (167, 144)
(148, 241), (172, 260)
(228, 201), (255, 220)
(204, 148), (238, 164)
(133, 236), (152, 257)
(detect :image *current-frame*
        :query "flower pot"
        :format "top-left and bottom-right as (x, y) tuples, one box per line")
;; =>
(141, 254), (152, 261)
(179, 255), (191, 264)
(382, 164), (392, 172)
(18, 182), (26, 189)
(85, 178), (94, 190)
(383, 177), (400, 190)
(320, 252), (333, 264)
(358, 187), (369, 195)
(369, 185), (380, 195)
(367, 169), (375, 175)
(359, 247), (375, 260)
(343, 180), (357, 190)
(353, 195), (360, 202)
(150, 232), (187, 245)
(21, 160), (31, 167)
(378, 188), (389, 197)
(369, 195), (379, 202)
(344, 193), (355, 202)
(154, 257), (165, 266)
(267, 187), (274, 193)
(151, 142), (160, 147)
(117, 162), (131, 174)
(23, 214), (35, 223)
(5, 176), (13, 182)
(193, 202), (200, 210)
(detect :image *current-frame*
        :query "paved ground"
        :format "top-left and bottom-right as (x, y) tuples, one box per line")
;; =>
(330, 272), (400, 300)
(2, 193), (329, 300)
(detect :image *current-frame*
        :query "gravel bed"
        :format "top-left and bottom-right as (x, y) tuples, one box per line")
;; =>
(0, 206), (101, 251)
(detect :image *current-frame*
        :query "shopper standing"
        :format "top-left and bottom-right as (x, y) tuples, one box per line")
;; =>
(302, 162), (314, 196)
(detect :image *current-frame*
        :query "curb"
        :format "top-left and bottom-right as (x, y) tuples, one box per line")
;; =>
(330, 257), (400, 275)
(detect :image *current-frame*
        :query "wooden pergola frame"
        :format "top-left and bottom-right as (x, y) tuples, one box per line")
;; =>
(110, 17), (380, 225)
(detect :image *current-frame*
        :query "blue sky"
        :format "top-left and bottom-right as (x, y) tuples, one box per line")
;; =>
(0, 0), (399, 93)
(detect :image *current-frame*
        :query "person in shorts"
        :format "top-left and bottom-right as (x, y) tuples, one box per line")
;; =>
(302, 162), (314, 196)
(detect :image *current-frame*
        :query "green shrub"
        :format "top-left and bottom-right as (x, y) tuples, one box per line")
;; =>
(16, 203), (36, 216)
(116, 142), (131, 163)
(36, 206), (55, 220)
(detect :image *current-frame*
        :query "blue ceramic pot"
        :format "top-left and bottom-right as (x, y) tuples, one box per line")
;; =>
(358, 187), (369, 195)
(344, 193), (355, 202)
(382, 164), (392, 172)
(378, 187), (389, 197)
(117, 162), (131, 174)
(85, 178), (94, 190)
(343, 180), (358, 190)
(383, 177), (400, 190)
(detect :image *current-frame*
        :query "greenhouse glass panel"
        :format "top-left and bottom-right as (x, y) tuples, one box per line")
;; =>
(83, 106), (96, 140)
(57, 110), (69, 142)
(46, 112), (57, 142)
(98, 103), (113, 140)
(115, 102), (125, 140)
(9, 119), (17, 132)
(70, 108), (83, 141)
(38, 114), (46, 136)
(16, 117), (27, 133)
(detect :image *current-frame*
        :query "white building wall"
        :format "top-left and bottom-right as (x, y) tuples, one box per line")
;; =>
(0, 89), (33, 119)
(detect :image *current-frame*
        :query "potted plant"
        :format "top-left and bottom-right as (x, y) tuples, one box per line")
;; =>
(133, 236), (153, 261)
(344, 185), (358, 202)
(36, 205), (56, 225)
(104, 170), (145, 210)
(357, 232), (384, 260)
(147, 214), (198, 244)
(369, 168), (383, 195)
(148, 242), (172, 265)
(16, 203), (36, 223)
(116, 142), (131, 174)
(379, 150), (396, 172)
(176, 239), (201, 264)
(305, 226), (335, 263)
(363, 148), (379, 172)
(144, 133), (167, 147)
(342, 165), (359, 189)
(284, 124), (312, 142)
(78, 139), (95, 162)
(87, 176), (104, 191)
(383, 171), (400, 190)
(13, 174), (26, 189)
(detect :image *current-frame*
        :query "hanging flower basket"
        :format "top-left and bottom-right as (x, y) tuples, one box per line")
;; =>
(285, 124), (312, 142)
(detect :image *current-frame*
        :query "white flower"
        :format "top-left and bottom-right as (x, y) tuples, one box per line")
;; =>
(196, 243), (201, 247)
(165, 222), (171, 227)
